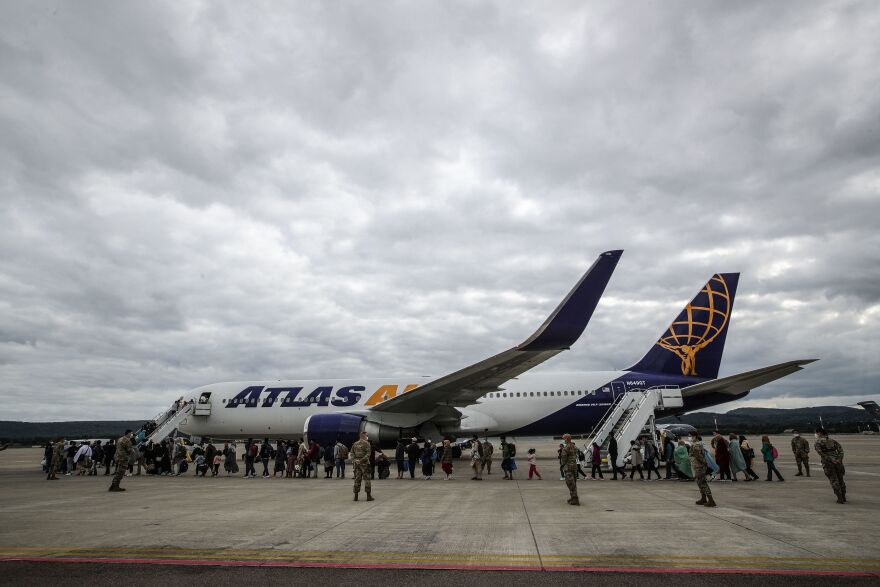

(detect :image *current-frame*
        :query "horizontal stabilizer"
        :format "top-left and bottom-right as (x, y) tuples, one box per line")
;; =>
(681, 359), (818, 397)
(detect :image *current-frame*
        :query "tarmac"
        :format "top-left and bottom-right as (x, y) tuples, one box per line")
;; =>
(1, 434), (879, 585)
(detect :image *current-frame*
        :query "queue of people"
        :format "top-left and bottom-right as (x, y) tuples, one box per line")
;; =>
(41, 427), (849, 506)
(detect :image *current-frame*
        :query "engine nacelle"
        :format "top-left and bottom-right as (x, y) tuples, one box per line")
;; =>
(303, 413), (422, 449)
(303, 413), (365, 448)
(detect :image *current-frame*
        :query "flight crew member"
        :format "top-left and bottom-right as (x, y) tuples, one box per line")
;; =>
(689, 432), (716, 507)
(482, 438), (494, 475)
(791, 431), (811, 477)
(351, 431), (374, 501)
(814, 427), (846, 504)
(47, 437), (65, 480)
(109, 430), (134, 492)
(561, 433), (579, 506)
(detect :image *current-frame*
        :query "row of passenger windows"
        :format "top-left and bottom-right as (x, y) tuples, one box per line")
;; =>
(485, 390), (584, 399)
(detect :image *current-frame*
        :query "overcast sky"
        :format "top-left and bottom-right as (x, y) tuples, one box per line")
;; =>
(1, 1), (878, 422)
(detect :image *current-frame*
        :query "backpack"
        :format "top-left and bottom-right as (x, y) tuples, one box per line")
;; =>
(249, 444), (258, 457)
(771, 446), (779, 459)
(577, 450), (585, 462)
(337, 445), (349, 459)
(508, 443), (516, 458)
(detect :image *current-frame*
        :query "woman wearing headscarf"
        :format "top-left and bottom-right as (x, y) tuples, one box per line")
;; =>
(421, 440), (434, 480)
(711, 431), (731, 481)
(440, 439), (454, 480)
(673, 440), (693, 480)
(738, 435), (760, 480)
(727, 433), (747, 481)
(761, 435), (785, 481)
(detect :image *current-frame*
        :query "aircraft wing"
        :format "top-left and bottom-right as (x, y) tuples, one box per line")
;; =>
(681, 359), (818, 397)
(369, 250), (623, 413)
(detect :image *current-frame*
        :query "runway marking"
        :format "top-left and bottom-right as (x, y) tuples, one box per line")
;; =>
(1, 556), (879, 576)
(0, 546), (879, 575)
(849, 470), (880, 477)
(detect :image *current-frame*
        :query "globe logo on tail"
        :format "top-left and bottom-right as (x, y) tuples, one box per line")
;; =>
(656, 275), (732, 376)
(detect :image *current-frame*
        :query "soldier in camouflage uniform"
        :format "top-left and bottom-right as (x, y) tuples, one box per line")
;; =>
(109, 430), (134, 492)
(561, 434), (579, 506)
(790, 431), (810, 477)
(351, 431), (374, 502)
(481, 439), (494, 475)
(814, 427), (846, 504)
(688, 432), (716, 507)
(47, 437), (64, 480)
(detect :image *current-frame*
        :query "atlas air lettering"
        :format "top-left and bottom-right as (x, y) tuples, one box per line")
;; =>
(224, 384), (419, 408)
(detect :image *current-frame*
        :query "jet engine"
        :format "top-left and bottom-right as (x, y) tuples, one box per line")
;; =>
(303, 413), (419, 448)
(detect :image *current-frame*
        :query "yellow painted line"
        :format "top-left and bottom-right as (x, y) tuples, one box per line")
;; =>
(4, 545), (879, 564)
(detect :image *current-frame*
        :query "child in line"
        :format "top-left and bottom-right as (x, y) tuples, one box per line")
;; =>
(527, 448), (542, 480)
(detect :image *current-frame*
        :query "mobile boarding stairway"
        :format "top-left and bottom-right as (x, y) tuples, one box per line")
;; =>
(584, 386), (684, 469)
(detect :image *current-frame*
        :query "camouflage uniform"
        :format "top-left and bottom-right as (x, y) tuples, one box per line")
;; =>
(814, 436), (846, 503)
(689, 441), (713, 501)
(110, 434), (133, 491)
(791, 436), (811, 476)
(481, 441), (494, 475)
(562, 441), (579, 505)
(47, 441), (64, 480)
(350, 438), (373, 500)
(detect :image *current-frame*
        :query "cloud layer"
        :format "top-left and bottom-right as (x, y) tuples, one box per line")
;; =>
(1, 1), (878, 420)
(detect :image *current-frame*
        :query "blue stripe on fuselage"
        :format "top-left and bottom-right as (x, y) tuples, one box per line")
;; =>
(504, 371), (737, 437)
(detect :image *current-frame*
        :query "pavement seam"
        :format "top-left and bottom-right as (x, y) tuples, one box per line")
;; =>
(514, 478), (545, 571)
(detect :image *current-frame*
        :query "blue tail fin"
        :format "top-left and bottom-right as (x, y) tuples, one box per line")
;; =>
(627, 273), (739, 379)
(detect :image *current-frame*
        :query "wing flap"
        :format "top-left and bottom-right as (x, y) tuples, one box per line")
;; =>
(681, 359), (818, 397)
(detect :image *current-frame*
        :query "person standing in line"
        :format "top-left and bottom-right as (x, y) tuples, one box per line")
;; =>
(627, 440), (645, 480)
(527, 448), (542, 480)
(350, 431), (374, 501)
(470, 435), (483, 480)
(276, 440), (289, 478)
(500, 436), (513, 480)
(814, 427), (846, 504)
(561, 434), (579, 505)
(421, 440), (434, 480)
(243, 438), (256, 478)
(738, 435), (760, 480)
(109, 430), (134, 492)
(608, 436), (625, 481)
(47, 437), (64, 481)
(673, 439), (692, 480)
(212, 450), (222, 476)
(323, 440), (335, 478)
(406, 437), (420, 480)
(712, 431), (731, 481)
(259, 438), (272, 478)
(643, 439), (661, 480)
(761, 435), (784, 482)
(589, 442), (604, 479)
(791, 431), (811, 477)
(103, 439), (115, 476)
(74, 441), (92, 476)
(689, 432), (716, 507)
(395, 439), (406, 479)
(65, 442), (76, 476)
(663, 434), (676, 479)
(726, 433), (746, 481)
(335, 438), (349, 479)
(42, 441), (53, 474)
(441, 439), (455, 480)
(482, 438), (494, 475)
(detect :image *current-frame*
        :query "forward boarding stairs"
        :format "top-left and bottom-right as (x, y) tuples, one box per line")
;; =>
(143, 402), (194, 445)
(585, 386), (684, 469)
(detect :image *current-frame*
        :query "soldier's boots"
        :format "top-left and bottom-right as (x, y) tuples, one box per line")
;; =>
(704, 496), (717, 507)
(353, 493), (359, 501)
(567, 498), (580, 506)
(108, 485), (125, 492)
(366, 492), (375, 502)
(695, 495), (707, 505)
(795, 471), (803, 476)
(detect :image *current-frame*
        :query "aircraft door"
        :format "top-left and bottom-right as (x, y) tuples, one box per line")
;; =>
(611, 381), (626, 400)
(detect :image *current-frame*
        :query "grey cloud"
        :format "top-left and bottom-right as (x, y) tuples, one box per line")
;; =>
(0, 1), (878, 421)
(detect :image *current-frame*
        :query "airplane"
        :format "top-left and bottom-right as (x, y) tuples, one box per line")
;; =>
(176, 250), (816, 448)
(655, 423), (697, 439)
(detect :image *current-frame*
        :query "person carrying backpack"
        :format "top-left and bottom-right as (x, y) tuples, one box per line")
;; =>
(335, 440), (349, 478)
(761, 435), (784, 481)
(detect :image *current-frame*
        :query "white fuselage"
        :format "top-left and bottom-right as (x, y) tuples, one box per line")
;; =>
(179, 371), (631, 439)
